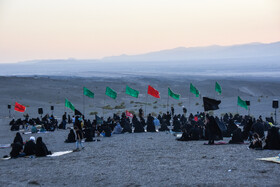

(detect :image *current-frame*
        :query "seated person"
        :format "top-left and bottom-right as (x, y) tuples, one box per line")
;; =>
(113, 121), (123, 134)
(177, 128), (190, 141)
(10, 142), (25, 158)
(249, 133), (262, 149)
(263, 127), (280, 150)
(13, 132), (23, 146)
(23, 136), (37, 156)
(65, 129), (76, 143)
(35, 137), (51, 157)
(158, 120), (169, 131)
(84, 127), (94, 142)
(229, 128), (244, 144)
(31, 125), (38, 133)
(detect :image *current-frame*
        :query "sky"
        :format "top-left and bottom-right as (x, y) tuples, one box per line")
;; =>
(0, 0), (279, 63)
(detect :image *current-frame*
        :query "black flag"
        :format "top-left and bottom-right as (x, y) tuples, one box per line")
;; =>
(74, 109), (83, 116)
(203, 97), (221, 111)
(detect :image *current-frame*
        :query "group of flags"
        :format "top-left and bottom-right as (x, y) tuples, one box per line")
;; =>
(12, 81), (250, 114)
(84, 82), (222, 100)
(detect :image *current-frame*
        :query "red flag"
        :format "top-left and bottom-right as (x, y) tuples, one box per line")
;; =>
(126, 110), (133, 118)
(147, 85), (160, 98)
(14, 102), (26, 113)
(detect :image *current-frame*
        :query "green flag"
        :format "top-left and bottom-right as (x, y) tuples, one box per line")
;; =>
(106, 87), (117, 99)
(238, 96), (248, 110)
(215, 82), (222, 95)
(126, 85), (139, 98)
(168, 87), (180, 100)
(190, 83), (199, 97)
(65, 99), (75, 111)
(83, 87), (94, 98)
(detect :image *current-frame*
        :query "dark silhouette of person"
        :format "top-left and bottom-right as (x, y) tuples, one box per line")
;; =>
(10, 142), (25, 158)
(23, 136), (37, 156)
(35, 137), (51, 157)
(263, 127), (280, 150)
(158, 119), (169, 131)
(251, 119), (265, 139)
(249, 133), (262, 149)
(65, 129), (76, 143)
(172, 116), (181, 132)
(13, 132), (23, 146)
(146, 114), (156, 132)
(206, 115), (222, 144)
(229, 128), (244, 144)
(122, 120), (132, 133)
(133, 116), (144, 133)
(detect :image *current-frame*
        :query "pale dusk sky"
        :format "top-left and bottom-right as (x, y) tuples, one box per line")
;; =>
(0, 0), (279, 63)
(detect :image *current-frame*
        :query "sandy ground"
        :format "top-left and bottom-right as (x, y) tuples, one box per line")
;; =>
(0, 118), (280, 186)
(0, 75), (280, 186)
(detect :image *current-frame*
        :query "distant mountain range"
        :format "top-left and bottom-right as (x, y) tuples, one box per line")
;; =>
(102, 41), (280, 62)
(1, 41), (279, 78)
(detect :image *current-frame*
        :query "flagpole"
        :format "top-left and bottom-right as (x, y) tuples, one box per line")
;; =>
(145, 94), (148, 118)
(103, 93), (106, 117)
(237, 89), (239, 114)
(167, 94), (169, 113)
(189, 92), (191, 115)
(83, 89), (85, 117)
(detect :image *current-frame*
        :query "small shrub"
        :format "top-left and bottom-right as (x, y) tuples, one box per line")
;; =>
(195, 102), (199, 106)
(103, 105), (113, 110)
(130, 101), (134, 104)
(114, 102), (125, 109)
(89, 111), (98, 115)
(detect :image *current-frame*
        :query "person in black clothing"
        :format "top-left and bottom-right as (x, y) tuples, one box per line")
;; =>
(205, 115), (222, 144)
(172, 116), (181, 132)
(229, 128), (244, 144)
(132, 116), (144, 133)
(158, 119), (169, 131)
(177, 128), (190, 141)
(249, 133), (262, 149)
(65, 129), (76, 143)
(35, 137), (51, 157)
(23, 136), (37, 156)
(10, 142), (25, 158)
(190, 125), (200, 140)
(263, 127), (280, 150)
(121, 117), (132, 133)
(251, 119), (265, 139)
(146, 114), (156, 132)
(13, 132), (23, 146)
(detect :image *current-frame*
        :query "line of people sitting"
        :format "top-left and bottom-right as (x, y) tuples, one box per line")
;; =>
(9, 114), (58, 132)
(9, 133), (51, 158)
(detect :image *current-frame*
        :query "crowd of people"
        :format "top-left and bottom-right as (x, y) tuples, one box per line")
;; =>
(9, 132), (51, 158)
(6, 107), (280, 159)
(10, 114), (58, 132)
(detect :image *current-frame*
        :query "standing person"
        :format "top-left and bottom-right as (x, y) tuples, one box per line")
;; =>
(205, 115), (222, 145)
(74, 126), (84, 151)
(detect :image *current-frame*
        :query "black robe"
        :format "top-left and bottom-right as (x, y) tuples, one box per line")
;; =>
(10, 142), (23, 158)
(65, 129), (76, 143)
(35, 137), (51, 157)
(23, 140), (36, 156)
